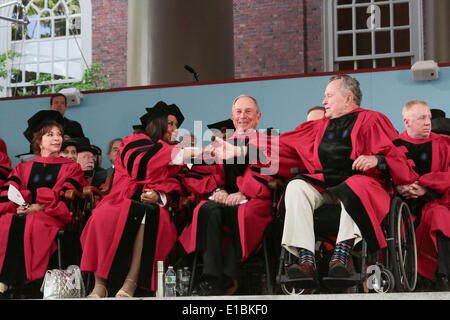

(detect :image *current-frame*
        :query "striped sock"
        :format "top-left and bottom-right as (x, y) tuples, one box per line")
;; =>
(330, 239), (354, 264)
(298, 248), (316, 269)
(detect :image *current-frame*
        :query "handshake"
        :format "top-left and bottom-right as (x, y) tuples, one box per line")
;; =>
(190, 137), (245, 163)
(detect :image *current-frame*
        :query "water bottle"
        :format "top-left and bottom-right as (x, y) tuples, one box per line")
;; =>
(176, 268), (184, 296)
(181, 267), (191, 296)
(164, 266), (177, 297)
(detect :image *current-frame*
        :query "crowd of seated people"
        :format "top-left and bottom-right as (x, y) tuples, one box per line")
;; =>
(0, 75), (448, 299)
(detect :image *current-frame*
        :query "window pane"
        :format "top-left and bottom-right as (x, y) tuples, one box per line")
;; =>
(394, 29), (410, 52)
(355, 6), (368, 30)
(25, 19), (39, 39)
(357, 59), (373, 69)
(338, 61), (354, 71)
(13, 42), (39, 63)
(395, 56), (412, 67)
(68, 39), (82, 59)
(54, 62), (67, 78)
(68, 0), (81, 15)
(69, 17), (81, 35)
(55, 19), (66, 37)
(40, 19), (51, 38)
(54, 2), (66, 16)
(356, 32), (371, 55)
(379, 5), (390, 28)
(68, 60), (82, 79)
(375, 31), (390, 54)
(10, 65), (22, 83)
(338, 34), (353, 57)
(39, 41), (53, 62)
(337, 8), (353, 31)
(54, 39), (68, 60)
(39, 63), (53, 78)
(355, 0), (370, 3)
(11, 25), (23, 41)
(337, 0), (352, 5)
(376, 58), (392, 68)
(24, 68), (38, 82)
(394, 2), (409, 26)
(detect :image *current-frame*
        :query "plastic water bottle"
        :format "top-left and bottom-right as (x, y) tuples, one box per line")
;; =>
(180, 267), (191, 296)
(164, 266), (177, 297)
(176, 268), (184, 296)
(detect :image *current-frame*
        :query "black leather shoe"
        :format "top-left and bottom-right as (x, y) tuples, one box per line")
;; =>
(435, 274), (449, 292)
(192, 278), (223, 296)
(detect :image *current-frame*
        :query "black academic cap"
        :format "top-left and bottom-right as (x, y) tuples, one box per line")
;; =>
(207, 119), (235, 132)
(132, 101), (169, 130)
(73, 137), (97, 155)
(430, 109), (446, 119)
(431, 117), (450, 136)
(23, 110), (64, 143)
(61, 138), (80, 152)
(167, 104), (184, 126)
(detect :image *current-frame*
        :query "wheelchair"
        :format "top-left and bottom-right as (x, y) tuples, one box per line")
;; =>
(276, 194), (417, 294)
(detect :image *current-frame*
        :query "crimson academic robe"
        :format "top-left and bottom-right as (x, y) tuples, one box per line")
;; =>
(0, 138), (12, 189)
(80, 133), (183, 291)
(179, 131), (275, 261)
(0, 157), (85, 281)
(278, 108), (418, 252)
(395, 131), (450, 279)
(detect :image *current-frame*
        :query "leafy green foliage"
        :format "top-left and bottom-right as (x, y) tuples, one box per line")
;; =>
(0, 51), (21, 91)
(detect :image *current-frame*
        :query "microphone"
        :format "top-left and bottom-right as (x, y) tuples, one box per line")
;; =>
(184, 65), (199, 82)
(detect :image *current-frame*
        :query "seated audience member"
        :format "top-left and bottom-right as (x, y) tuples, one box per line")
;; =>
(106, 138), (123, 169)
(207, 119), (235, 141)
(278, 75), (417, 281)
(49, 93), (84, 139)
(394, 100), (450, 291)
(0, 110), (85, 298)
(179, 95), (275, 296)
(430, 108), (450, 137)
(306, 106), (326, 121)
(0, 138), (12, 189)
(91, 144), (107, 187)
(59, 138), (79, 162)
(75, 138), (105, 188)
(80, 101), (213, 298)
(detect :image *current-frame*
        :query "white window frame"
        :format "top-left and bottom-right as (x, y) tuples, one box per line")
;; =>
(0, 0), (91, 97)
(323, 0), (424, 71)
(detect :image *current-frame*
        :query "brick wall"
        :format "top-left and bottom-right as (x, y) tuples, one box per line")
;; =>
(233, 0), (323, 79)
(91, 0), (128, 88)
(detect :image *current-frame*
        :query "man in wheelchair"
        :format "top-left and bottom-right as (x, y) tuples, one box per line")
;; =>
(394, 100), (450, 291)
(278, 75), (418, 283)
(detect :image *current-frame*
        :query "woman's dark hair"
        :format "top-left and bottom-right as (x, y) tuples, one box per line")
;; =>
(145, 116), (168, 142)
(31, 121), (64, 155)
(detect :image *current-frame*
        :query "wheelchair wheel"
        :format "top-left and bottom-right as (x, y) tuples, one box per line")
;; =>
(280, 283), (306, 295)
(388, 197), (417, 292)
(369, 267), (395, 293)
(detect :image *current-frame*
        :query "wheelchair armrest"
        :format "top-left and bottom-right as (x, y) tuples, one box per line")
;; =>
(83, 185), (107, 197)
(65, 189), (85, 201)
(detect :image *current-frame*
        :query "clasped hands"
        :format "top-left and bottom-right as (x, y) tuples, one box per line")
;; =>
(200, 137), (243, 162)
(210, 190), (246, 206)
(396, 183), (427, 199)
(16, 203), (46, 216)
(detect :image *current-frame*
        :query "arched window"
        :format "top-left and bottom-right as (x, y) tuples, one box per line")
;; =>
(0, 0), (91, 97)
(323, 0), (424, 71)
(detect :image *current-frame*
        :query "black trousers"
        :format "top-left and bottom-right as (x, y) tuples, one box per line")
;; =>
(437, 231), (450, 277)
(0, 215), (27, 285)
(198, 201), (242, 280)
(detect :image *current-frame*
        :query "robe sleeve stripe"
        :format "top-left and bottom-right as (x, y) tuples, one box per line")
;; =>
(187, 169), (212, 176)
(252, 175), (269, 186)
(121, 139), (152, 166)
(0, 195), (9, 203)
(182, 174), (205, 180)
(64, 178), (81, 190)
(126, 147), (152, 177)
(6, 175), (21, 186)
(137, 143), (163, 181)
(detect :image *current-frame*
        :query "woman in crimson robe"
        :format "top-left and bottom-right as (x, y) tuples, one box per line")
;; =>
(0, 137), (12, 189)
(0, 111), (85, 298)
(80, 101), (210, 298)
